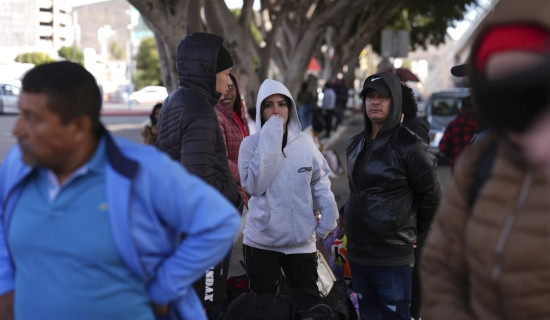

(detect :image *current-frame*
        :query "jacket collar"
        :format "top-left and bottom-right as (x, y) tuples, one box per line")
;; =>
(100, 124), (139, 179)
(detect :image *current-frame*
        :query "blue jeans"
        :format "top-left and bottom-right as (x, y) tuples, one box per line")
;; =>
(350, 263), (413, 320)
(298, 104), (313, 131)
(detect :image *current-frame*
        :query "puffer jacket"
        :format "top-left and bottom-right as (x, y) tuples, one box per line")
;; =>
(156, 32), (241, 208)
(421, 136), (550, 319)
(214, 74), (250, 206)
(345, 72), (441, 266)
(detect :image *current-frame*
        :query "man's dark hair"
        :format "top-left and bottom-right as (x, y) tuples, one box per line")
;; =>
(401, 83), (418, 121)
(22, 61), (102, 135)
(150, 102), (163, 126)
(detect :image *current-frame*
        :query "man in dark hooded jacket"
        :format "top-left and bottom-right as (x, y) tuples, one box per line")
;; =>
(156, 32), (242, 319)
(345, 72), (441, 320)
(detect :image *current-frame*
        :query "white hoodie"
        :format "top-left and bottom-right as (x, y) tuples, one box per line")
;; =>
(238, 79), (338, 254)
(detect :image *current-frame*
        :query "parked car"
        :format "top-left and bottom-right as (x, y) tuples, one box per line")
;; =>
(425, 88), (470, 155)
(129, 86), (168, 105)
(0, 81), (21, 114)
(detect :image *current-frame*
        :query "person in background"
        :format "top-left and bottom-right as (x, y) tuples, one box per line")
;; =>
(214, 73), (250, 207)
(321, 82), (336, 139)
(345, 72), (441, 320)
(399, 83), (430, 320)
(238, 79), (338, 295)
(156, 32), (242, 319)
(296, 81), (316, 131)
(401, 83), (429, 142)
(141, 102), (162, 145)
(421, 3), (550, 318)
(0, 61), (240, 320)
(333, 78), (348, 131)
(438, 96), (480, 172)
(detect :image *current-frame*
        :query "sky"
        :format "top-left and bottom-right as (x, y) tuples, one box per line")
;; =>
(224, 0), (259, 10)
(447, 0), (493, 40)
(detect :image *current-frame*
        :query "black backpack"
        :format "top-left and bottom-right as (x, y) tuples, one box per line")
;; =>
(469, 140), (498, 207)
(221, 292), (295, 320)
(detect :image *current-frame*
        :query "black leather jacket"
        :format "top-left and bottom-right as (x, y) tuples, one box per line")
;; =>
(156, 33), (241, 208)
(345, 72), (441, 266)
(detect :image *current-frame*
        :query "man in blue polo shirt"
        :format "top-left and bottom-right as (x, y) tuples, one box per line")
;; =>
(0, 61), (240, 320)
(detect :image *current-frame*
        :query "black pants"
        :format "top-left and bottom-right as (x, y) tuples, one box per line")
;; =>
(243, 244), (318, 294)
(323, 110), (335, 137)
(193, 253), (231, 320)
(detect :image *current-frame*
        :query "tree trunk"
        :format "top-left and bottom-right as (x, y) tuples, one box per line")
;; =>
(128, 0), (189, 93)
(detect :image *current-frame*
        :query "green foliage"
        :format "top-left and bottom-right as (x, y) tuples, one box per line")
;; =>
(250, 22), (262, 46)
(58, 46), (84, 64)
(371, 0), (478, 53)
(110, 42), (125, 60)
(401, 59), (412, 70)
(14, 52), (55, 65)
(134, 37), (162, 89)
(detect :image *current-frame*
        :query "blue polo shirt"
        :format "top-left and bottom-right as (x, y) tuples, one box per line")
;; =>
(8, 138), (155, 320)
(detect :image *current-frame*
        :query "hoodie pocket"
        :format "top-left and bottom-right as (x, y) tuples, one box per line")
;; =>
(251, 209), (315, 248)
(291, 209), (317, 246)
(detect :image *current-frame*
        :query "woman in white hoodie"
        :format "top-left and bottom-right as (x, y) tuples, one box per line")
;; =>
(238, 79), (338, 294)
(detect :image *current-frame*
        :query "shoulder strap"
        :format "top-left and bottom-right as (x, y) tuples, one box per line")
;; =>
(469, 140), (498, 207)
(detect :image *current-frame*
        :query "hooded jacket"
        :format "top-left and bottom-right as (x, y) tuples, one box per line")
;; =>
(422, 1), (550, 318)
(238, 79), (338, 254)
(214, 74), (250, 206)
(156, 32), (241, 208)
(0, 126), (240, 320)
(345, 72), (441, 266)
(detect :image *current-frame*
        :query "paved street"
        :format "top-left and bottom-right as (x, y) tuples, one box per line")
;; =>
(0, 108), (451, 279)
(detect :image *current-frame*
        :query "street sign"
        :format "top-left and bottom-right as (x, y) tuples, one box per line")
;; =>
(381, 29), (409, 58)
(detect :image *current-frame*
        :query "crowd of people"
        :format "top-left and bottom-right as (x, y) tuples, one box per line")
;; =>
(2, 1), (550, 318)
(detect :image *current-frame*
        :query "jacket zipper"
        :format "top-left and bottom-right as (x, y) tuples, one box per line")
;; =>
(491, 172), (532, 282)
(491, 171), (532, 314)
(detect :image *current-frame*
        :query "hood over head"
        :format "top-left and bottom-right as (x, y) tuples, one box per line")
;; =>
(360, 72), (402, 137)
(255, 79), (301, 135)
(176, 32), (228, 105)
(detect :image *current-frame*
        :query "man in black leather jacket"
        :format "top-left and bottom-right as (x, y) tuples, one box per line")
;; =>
(345, 72), (441, 320)
(156, 32), (242, 320)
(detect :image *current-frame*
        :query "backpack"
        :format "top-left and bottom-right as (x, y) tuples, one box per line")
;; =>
(221, 292), (295, 320)
(288, 288), (341, 320)
(469, 139), (498, 207)
(225, 274), (250, 307)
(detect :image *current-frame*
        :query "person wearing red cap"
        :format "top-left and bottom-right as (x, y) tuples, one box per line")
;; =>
(421, 3), (550, 318)
(156, 32), (242, 319)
